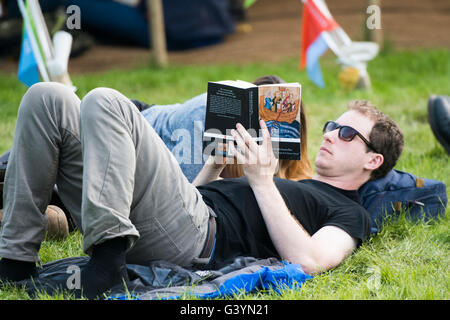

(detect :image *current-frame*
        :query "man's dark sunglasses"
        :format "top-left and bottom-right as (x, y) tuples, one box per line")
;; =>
(322, 121), (379, 154)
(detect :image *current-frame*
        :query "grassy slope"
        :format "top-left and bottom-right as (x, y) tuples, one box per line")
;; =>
(0, 48), (448, 299)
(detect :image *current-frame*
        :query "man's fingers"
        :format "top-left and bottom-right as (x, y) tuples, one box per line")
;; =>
(259, 119), (268, 130)
(231, 128), (249, 157)
(260, 120), (271, 142)
(235, 123), (258, 152)
(259, 119), (274, 156)
(228, 142), (245, 164)
(231, 122), (276, 167)
(230, 129), (258, 164)
(232, 123), (258, 159)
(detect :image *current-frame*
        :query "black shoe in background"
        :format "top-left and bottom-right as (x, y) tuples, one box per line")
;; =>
(427, 95), (450, 155)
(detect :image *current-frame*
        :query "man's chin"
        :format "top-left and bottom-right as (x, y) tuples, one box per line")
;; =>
(315, 155), (329, 170)
(314, 162), (330, 176)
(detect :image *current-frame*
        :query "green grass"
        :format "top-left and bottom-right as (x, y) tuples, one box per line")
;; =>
(0, 48), (449, 300)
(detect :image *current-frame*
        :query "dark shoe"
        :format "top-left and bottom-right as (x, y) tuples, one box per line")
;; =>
(427, 95), (450, 154)
(79, 257), (129, 299)
(79, 237), (129, 299)
(22, 238), (129, 299)
(22, 257), (128, 299)
(0, 258), (38, 283)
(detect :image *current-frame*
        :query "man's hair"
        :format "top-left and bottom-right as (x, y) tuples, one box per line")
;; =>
(347, 100), (404, 180)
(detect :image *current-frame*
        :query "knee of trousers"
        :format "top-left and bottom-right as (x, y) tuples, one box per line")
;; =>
(79, 87), (128, 123)
(18, 82), (79, 121)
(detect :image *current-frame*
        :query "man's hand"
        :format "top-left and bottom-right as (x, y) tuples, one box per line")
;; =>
(229, 120), (278, 187)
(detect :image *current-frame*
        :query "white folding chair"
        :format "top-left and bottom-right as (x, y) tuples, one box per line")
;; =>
(18, 0), (75, 89)
(306, 0), (379, 88)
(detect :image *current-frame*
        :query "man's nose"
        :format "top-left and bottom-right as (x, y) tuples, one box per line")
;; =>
(323, 128), (338, 143)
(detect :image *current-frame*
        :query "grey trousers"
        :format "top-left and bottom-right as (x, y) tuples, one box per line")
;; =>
(0, 82), (210, 267)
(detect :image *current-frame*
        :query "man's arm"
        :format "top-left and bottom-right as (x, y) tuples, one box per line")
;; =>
(230, 121), (357, 274)
(250, 181), (357, 274)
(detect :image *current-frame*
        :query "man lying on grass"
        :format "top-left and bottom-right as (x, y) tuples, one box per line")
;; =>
(0, 83), (403, 299)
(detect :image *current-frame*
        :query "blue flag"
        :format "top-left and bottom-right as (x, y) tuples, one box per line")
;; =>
(305, 33), (329, 88)
(17, 25), (40, 87)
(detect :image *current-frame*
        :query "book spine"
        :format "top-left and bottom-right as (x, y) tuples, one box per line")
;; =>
(248, 86), (259, 135)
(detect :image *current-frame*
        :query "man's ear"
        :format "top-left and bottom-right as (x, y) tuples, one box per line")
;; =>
(364, 153), (384, 171)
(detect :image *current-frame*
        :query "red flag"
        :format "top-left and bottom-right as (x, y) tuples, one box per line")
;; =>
(300, 0), (338, 69)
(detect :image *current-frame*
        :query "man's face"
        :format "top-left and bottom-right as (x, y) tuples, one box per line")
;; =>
(315, 110), (376, 179)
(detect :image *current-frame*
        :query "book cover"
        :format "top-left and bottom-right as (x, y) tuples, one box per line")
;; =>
(258, 83), (301, 160)
(203, 80), (301, 160)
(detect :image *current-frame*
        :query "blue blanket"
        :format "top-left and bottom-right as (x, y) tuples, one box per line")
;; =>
(21, 256), (312, 300)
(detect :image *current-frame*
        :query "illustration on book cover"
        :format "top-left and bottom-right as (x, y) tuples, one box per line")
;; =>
(258, 85), (301, 140)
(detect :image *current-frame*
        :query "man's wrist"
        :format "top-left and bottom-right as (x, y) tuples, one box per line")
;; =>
(248, 176), (276, 191)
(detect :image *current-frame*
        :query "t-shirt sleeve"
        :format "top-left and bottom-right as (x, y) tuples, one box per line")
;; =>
(321, 205), (371, 247)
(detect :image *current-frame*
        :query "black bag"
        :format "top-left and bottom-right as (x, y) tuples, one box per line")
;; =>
(359, 169), (447, 234)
